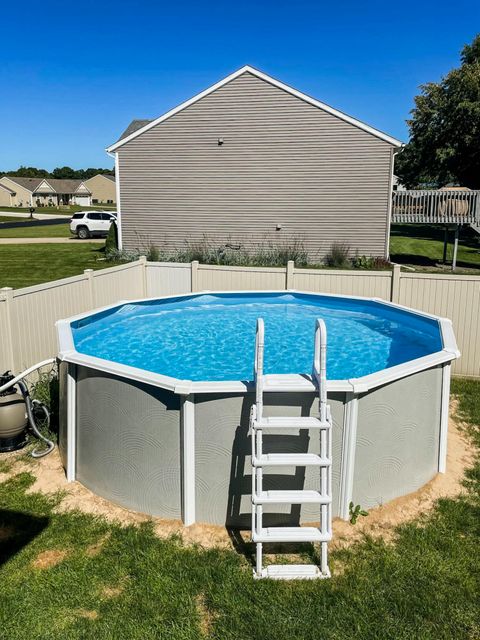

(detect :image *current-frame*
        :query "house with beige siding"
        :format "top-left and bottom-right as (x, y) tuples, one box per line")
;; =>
(107, 66), (402, 259)
(0, 176), (92, 207)
(84, 174), (116, 204)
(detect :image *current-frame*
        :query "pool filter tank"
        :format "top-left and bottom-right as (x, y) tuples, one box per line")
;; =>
(0, 369), (54, 456)
(0, 380), (28, 452)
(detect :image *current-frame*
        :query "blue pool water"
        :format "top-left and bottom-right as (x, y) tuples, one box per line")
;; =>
(71, 293), (443, 381)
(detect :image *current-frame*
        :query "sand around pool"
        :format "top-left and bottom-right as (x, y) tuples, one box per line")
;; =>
(0, 399), (475, 551)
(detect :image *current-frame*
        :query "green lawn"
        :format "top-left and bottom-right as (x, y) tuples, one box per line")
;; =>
(0, 205), (116, 215)
(0, 379), (478, 640)
(390, 224), (480, 273)
(0, 243), (113, 289)
(0, 223), (70, 239)
(0, 216), (36, 224)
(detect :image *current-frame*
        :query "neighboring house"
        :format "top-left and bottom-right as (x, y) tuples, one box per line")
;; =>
(84, 174), (116, 204)
(107, 66), (402, 259)
(0, 176), (92, 207)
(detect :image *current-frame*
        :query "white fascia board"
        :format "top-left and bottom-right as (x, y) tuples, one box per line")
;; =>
(106, 65), (403, 152)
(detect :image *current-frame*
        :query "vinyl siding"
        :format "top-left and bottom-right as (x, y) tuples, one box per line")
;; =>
(117, 72), (394, 259)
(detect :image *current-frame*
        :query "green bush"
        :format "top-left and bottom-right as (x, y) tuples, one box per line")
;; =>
(324, 242), (351, 268)
(105, 221), (118, 254)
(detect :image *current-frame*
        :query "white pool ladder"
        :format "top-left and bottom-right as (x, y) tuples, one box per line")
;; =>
(249, 318), (333, 580)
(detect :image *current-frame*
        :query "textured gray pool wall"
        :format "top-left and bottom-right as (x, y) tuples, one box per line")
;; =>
(72, 367), (182, 518)
(353, 365), (442, 509)
(194, 392), (345, 526)
(65, 363), (444, 525)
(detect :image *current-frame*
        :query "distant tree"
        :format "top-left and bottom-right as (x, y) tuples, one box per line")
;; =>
(1, 166), (114, 180)
(51, 166), (77, 179)
(396, 33), (480, 189)
(5, 166), (49, 178)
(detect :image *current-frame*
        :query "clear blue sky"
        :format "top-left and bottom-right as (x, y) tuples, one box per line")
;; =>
(1, 0), (479, 171)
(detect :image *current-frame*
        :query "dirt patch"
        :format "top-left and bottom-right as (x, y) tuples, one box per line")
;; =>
(74, 609), (98, 620)
(85, 533), (111, 558)
(101, 584), (124, 599)
(32, 549), (69, 569)
(195, 593), (218, 637)
(4, 399), (475, 552)
(100, 576), (129, 599)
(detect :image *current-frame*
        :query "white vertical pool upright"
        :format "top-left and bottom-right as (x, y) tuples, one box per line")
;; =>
(250, 318), (333, 580)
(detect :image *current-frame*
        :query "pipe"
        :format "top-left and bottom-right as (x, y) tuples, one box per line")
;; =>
(0, 358), (56, 457)
(0, 358), (55, 394)
(17, 379), (54, 458)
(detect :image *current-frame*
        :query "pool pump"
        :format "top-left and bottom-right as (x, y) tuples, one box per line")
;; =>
(0, 362), (55, 457)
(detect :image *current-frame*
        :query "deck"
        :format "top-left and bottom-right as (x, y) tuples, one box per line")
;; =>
(391, 190), (480, 228)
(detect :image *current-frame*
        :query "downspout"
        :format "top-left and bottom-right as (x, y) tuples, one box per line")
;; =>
(385, 145), (404, 259)
(106, 150), (123, 250)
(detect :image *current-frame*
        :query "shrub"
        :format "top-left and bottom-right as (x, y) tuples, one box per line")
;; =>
(105, 221), (118, 254)
(352, 255), (392, 270)
(146, 245), (160, 262)
(324, 242), (351, 268)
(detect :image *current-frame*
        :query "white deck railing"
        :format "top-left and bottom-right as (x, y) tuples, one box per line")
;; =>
(392, 189), (480, 225)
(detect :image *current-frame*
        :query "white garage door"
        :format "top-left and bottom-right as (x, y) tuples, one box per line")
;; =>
(74, 195), (91, 206)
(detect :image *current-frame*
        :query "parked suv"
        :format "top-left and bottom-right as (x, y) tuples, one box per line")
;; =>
(70, 211), (117, 239)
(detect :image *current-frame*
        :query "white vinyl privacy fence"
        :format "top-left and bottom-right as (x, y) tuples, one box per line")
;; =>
(1, 258), (479, 377)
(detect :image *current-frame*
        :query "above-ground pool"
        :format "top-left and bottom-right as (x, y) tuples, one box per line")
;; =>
(71, 293), (443, 382)
(57, 290), (459, 527)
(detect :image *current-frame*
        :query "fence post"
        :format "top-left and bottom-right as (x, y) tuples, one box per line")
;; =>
(191, 261), (199, 292)
(84, 269), (95, 308)
(391, 264), (401, 303)
(0, 287), (15, 371)
(286, 261), (295, 289)
(138, 255), (148, 297)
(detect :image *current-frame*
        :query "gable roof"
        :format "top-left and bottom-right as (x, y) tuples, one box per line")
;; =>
(118, 119), (153, 142)
(2, 176), (44, 191)
(3, 176), (91, 194)
(107, 65), (403, 152)
(0, 182), (17, 194)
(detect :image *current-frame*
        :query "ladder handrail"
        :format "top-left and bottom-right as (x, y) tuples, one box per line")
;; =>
(254, 318), (265, 420)
(313, 318), (328, 423)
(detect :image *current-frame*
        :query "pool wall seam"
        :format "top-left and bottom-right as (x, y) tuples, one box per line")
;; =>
(338, 392), (359, 520)
(181, 395), (196, 525)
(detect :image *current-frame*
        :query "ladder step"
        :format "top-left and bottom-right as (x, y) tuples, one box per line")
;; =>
(255, 564), (330, 580)
(252, 526), (331, 543)
(252, 453), (330, 467)
(253, 490), (331, 505)
(262, 374), (316, 392)
(253, 416), (330, 430)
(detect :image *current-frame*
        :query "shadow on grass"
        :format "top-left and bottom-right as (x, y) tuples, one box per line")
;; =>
(0, 509), (49, 567)
(391, 223), (480, 248)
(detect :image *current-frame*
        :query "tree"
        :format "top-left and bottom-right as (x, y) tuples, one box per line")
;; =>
(51, 166), (77, 180)
(396, 34), (480, 189)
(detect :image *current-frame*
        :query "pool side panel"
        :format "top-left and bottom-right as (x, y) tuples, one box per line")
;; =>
(75, 366), (182, 518)
(352, 365), (442, 510)
(193, 392), (346, 527)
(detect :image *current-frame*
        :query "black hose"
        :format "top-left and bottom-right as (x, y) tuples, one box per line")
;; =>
(17, 380), (55, 458)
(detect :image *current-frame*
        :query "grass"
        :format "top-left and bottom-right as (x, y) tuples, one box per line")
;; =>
(0, 243), (114, 289)
(0, 379), (479, 639)
(0, 216), (31, 224)
(390, 224), (480, 273)
(0, 223), (70, 238)
(0, 205), (116, 214)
